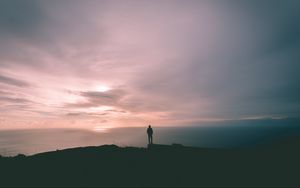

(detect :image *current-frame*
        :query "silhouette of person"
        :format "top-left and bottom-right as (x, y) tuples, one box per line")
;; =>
(147, 125), (153, 144)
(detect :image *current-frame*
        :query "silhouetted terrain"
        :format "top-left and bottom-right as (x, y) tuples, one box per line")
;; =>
(0, 134), (300, 187)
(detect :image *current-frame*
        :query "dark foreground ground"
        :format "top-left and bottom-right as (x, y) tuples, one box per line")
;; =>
(0, 135), (300, 187)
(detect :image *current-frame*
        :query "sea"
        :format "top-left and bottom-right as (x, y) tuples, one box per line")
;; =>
(0, 119), (299, 156)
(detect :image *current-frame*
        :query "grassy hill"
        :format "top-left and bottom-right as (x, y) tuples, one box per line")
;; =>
(0, 135), (300, 187)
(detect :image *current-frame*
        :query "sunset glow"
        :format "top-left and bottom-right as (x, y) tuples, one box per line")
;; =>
(0, 1), (299, 130)
(95, 85), (111, 92)
(93, 125), (110, 133)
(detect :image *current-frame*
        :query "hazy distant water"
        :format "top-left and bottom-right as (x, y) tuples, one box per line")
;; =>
(0, 119), (299, 156)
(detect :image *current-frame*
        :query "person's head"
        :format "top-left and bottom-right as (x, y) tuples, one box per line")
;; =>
(148, 125), (151, 128)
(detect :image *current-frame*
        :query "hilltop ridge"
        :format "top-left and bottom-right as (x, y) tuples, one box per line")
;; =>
(0, 136), (300, 187)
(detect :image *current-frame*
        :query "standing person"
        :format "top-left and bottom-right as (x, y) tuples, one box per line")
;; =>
(147, 125), (153, 144)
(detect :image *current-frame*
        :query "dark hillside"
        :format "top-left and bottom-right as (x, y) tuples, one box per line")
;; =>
(0, 135), (300, 187)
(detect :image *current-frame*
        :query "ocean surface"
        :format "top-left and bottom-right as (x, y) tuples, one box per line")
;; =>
(0, 119), (299, 156)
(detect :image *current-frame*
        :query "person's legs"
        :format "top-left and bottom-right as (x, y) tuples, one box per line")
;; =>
(150, 135), (153, 144)
(148, 135), (150, 144)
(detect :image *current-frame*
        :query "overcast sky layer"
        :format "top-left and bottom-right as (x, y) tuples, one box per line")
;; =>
(0, 0), (299, 130)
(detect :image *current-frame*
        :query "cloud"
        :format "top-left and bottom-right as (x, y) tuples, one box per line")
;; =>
(0, 96), (31, 103)
(0, 0), (43, 36)
(65, 112), (108, 117)
(0, 75), (31, 87)
(66, 89), (127, 108)
(0, 0), (300, 129)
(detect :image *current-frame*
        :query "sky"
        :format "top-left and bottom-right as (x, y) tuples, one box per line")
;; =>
(0, 0), (299, 130)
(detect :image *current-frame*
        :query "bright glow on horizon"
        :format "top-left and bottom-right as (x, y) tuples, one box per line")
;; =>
(93, 126), (110, 133)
